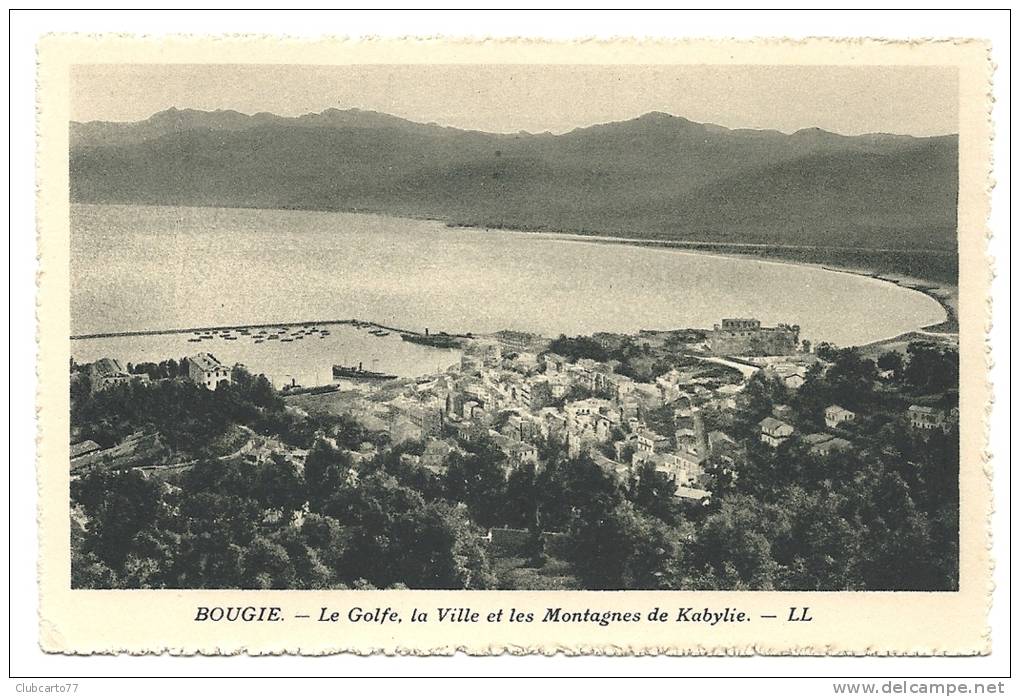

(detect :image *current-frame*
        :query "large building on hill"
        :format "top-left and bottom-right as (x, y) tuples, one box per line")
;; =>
(185, 352), (231, 390)
(492, 330), (548, 354)
(87, 357), (147, 392)
(709, 318), (800, 356)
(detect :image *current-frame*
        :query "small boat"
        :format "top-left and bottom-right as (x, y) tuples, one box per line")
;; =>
(281, 338), (294, 343)
(254, 339), (264, 344)
(188, 337), (201, 343)
(267, 335), (279, 340)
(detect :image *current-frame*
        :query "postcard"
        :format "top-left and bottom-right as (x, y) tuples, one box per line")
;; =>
(36, 35), (992, 655)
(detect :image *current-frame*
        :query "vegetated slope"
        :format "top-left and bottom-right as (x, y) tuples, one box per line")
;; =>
(70, 108), (959, 252)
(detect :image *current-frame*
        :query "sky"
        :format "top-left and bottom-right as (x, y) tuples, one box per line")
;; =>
(70, 64), (959, 136)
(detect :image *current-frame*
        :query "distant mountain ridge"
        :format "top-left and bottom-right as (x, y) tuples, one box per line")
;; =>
(69, 107), (959, 252)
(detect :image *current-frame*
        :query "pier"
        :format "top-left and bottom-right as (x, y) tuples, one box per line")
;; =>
(70, 318), (472, 342)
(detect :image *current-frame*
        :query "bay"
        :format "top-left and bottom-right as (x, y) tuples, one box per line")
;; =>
(70, 203), (946, 385)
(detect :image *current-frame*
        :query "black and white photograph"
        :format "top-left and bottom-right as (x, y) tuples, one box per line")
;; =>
(65, 59), (965, 595)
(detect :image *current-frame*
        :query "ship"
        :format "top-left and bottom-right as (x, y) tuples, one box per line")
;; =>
(400, 331), (461, 349)
(332, 362), (397, 381)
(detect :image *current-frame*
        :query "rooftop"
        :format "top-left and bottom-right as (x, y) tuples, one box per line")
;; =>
(89, 357), (126, 377)
(188, 352), (225, 372)
(70, 440), (101, 458)
(759, 416), (793, 431)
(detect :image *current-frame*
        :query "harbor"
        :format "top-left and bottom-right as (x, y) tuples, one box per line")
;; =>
(70, 319), (464, 390)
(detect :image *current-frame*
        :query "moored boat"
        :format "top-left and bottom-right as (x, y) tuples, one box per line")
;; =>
(332, 363), (397, 380)
(400, 332), (461, 349)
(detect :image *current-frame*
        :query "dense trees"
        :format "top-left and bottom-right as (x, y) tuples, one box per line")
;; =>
(442, 438), (508, 528)
(72, 451), (496, 589)
(903, 342), (959, 394)
(545, 333), (672, 382)
(71, 340), (959, 591)
(547, 334), (610, 362)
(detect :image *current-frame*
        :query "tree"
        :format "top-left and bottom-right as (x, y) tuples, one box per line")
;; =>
(777, 485), (863, 590)
(443, 439), (507, 528)
(255, 453), (306, 514)
(547, 335), (608, 362)
(503, 462), (539, 529)
(877, 351), (903, 375)
(694, 495), (789, 590)
(619, 508), (695, 589)
(535, 454), (622, 532)
(568, 501), (693, 589)
(389, 502), (497, 589)
(824, 348), (878, 410)
(626, 460), (680, 524)
(270, 526), (334, 589)
(242, 536), (294, 589)
(814, 342), (839, 362)
(71, 469), (166, 569)
(903, 342), (958, 394)
(299, 513), (348, 571)
(304, 439), (353, 512)
(69, 372), (92, 404)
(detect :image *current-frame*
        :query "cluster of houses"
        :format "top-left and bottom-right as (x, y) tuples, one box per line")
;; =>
(76, 321), (958, 493)
(83, 352), (232, 393)
(380, 337), (754, 501)
(758, 403), (855, 455)
(85, 357), (146, 392)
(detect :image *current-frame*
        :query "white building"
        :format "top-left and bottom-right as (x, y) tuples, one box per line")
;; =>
(185, 352), (231, 390)
(824, 405), (856, 430)
(759, 417), (794, 448)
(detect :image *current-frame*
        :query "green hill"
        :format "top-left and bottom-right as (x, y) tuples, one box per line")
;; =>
(70, 107), (959, 253)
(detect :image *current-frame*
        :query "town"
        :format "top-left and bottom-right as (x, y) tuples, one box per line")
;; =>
(68, 317), (961, 592)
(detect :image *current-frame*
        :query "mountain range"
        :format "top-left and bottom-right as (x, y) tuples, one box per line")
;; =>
(69, 107), (959, 252)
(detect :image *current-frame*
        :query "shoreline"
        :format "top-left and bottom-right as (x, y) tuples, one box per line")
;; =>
(459, 223), (960, 340)
(70, 203), (957, 347)
(73, 200), (958, 275)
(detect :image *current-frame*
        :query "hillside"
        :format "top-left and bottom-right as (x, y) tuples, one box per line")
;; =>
(69, 108), (959, 252)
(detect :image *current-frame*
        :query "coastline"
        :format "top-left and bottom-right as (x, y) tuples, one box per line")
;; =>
(469, 222), (960, 339)
(70, 202), (957, 347)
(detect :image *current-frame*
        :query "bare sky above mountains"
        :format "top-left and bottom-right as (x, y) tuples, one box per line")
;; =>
(71, 63), (958, 136)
